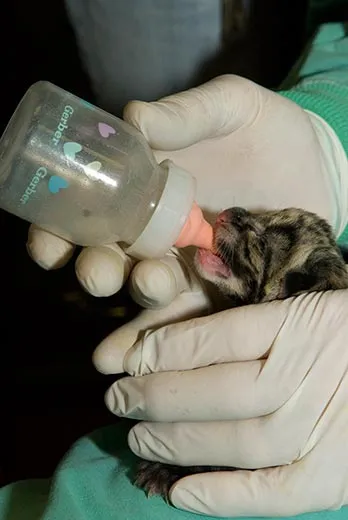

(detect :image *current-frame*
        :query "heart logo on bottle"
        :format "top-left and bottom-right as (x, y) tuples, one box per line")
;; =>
(84, 161), (102, 172)
(63, 142), (82, 160)
(98, 123), (116, 138)
(48, 176), (69, 194)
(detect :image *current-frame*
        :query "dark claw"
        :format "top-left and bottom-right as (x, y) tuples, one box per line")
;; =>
(134, 461), (186, 500)
(134, 460), (236, 500)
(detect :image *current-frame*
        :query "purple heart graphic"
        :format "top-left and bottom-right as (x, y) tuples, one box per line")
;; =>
(98, 122), (116, 138)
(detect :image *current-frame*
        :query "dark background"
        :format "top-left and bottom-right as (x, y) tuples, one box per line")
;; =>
(1, 0), (345, 488)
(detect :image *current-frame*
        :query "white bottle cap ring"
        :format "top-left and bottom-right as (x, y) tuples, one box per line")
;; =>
(125, 160), (196, 260)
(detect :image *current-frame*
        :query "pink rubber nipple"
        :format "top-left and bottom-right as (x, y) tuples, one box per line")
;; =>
(175, 202), (213, 250)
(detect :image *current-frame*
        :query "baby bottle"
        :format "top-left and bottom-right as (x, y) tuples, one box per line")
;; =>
(0, 82), (212, 260)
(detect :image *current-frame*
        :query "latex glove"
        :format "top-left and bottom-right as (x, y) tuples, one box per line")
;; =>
(103, 290), (348, 518)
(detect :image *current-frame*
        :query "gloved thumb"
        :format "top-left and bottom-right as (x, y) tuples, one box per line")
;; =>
(170, 462), (317, 518)
(123, 74), (266, 151)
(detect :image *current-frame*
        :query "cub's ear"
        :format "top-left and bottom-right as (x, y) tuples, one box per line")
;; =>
(283, 247), (348, 298)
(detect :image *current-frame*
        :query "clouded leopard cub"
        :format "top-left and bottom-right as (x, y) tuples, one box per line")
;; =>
(134, 207), (348, 499)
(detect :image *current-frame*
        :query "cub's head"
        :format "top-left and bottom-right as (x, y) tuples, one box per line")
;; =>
(194, 207), (348, 305)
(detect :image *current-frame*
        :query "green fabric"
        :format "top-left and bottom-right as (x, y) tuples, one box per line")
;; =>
(278, 22), (348, 247)
(1, 421), (347, 520)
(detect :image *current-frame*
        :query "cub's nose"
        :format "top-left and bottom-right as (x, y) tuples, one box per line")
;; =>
(216, 210), (229, 224)
(217, 207), (248, 225)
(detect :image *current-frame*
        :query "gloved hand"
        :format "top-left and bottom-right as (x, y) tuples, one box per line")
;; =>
(26, 75), (348, 372)
(103, 290), (348, 518)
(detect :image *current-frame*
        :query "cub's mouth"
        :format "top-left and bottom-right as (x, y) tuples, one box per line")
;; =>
(195, 212), (235, 279)
(195, 248), (231, 278)
(196, 226), (233, 279)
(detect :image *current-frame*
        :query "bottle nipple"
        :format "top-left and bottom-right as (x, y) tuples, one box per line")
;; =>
(175, 202), (213, 250)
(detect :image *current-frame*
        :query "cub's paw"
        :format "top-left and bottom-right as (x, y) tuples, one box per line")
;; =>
(134, 461), (188, 500)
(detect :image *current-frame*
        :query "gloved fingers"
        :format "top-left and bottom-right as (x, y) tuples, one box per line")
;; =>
(128, 419), (304, 469)
(126, 366), (346, 462)
(93, 287), (213, 374)
(128, 250), (201, 309)
(105, 359), (295, 422)
(124, 75), (266, 150)
(170, 463), (317, 518)
(75, 243), (134, 297)
(27, 224), (76, 269)
(104, 292), (345, 422)
(121, 291), (345, 379)
(26, 226), (134, 299)
(122, 297), (293, 377)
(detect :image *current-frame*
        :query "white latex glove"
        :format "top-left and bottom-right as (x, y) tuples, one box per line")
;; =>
(103, 290), (348, 518)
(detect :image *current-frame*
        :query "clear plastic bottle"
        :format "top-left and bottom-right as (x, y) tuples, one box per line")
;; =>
(0, 82), (212, 259)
